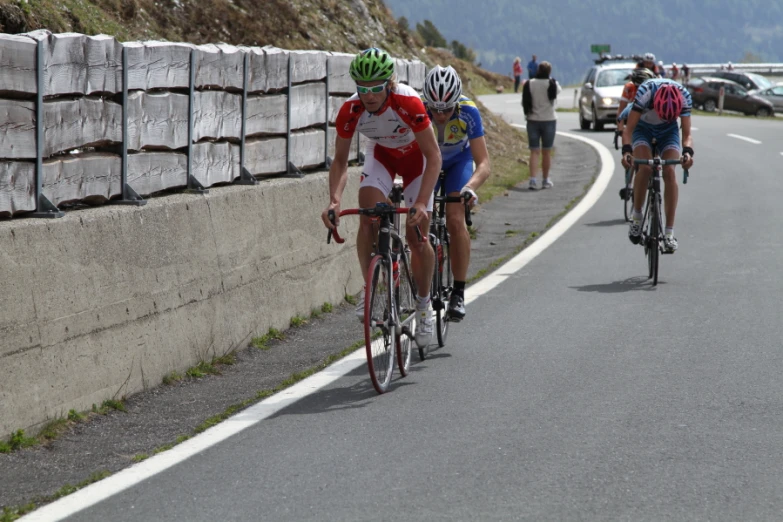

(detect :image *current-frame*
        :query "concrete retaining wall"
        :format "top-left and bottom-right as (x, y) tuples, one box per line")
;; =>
(0, 169), (363, 437)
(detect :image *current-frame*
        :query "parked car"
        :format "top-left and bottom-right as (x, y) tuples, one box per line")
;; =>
(749, 85), (783, 113)
(706, 70), (774, 91)
(688, 77), (774, 116)
(579, 61), (636, 130)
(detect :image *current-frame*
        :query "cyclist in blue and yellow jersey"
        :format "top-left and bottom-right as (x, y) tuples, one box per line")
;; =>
(422, 65), (490, 321)
(621, 78), (695, 253)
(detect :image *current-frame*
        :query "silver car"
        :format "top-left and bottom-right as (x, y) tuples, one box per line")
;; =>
(749, 85), (783, 113)
(579, 62), (636, 131)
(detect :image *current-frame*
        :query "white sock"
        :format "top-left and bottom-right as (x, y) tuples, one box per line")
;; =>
(632, 210), (643, 221)
(416, 295), (430, 310)
(665, 227), (674, 237)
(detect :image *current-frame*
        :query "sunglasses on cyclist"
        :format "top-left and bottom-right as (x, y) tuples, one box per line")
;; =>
(356, 81), (389, 94)
(432, 106), (455, 115)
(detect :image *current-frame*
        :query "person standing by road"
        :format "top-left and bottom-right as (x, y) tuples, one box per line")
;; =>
(522, 61), (561, 190)
(513, 57), (523, 93)
(681, 64), (690, 83)
(527, 54), (539, 79)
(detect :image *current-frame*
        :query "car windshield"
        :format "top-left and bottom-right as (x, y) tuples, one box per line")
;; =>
(746, 72), (773, 90)
(595, 68), (633, 87)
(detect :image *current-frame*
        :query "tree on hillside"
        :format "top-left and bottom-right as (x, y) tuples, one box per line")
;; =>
(740, 51), (762, 63)
(398, 16), (409, 32)
(416, 20), (447, 48)
(451, 40), (476, 64)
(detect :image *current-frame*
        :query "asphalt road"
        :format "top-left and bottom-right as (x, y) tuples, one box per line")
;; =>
(32, 97), (783, 521)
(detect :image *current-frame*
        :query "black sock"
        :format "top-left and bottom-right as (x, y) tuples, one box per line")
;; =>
(453, 280), (466, 297)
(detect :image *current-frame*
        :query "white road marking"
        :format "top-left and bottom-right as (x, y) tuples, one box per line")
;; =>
(727, 133), (761, 144)
(20, 127), (615, 522)
(467, 127), (614, 301)
(691, 127), (699, 131)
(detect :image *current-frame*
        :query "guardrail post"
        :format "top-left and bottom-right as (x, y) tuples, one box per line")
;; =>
(718, 86), (725, 115)
(30, 38), (63, 218)
(186, 48), (208, 193)
(285, 54), (304, 178)
(235, 52), (257, 185)
(114, 45), (146, 206)
(324, 58), (332, 169)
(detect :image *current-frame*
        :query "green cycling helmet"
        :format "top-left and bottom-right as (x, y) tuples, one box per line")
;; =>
(349, 48), (395, 82)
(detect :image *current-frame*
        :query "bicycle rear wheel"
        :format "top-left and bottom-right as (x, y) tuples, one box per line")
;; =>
(436, 228), (452, 347)
(365, 255), (396, 393)
(395, 249), (415, 376)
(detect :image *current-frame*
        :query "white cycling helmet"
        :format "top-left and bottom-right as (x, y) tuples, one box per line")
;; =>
(643, 52), (655, 62)
(423, 65), (463, 110)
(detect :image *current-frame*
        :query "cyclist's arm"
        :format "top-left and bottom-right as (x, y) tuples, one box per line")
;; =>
(413, 125), (442, 206)
(465, 136), (490, 192)
(616, 100), (629, 131)
(322, 135), (352, 228)
(680, 115), (694, 168)
(622, 109), (641, 148)
(680, 115), (693, 149)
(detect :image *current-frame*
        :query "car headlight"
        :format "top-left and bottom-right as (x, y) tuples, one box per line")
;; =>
(601, 97), (614, 106)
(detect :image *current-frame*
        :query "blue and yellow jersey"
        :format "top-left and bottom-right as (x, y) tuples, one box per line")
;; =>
(632, 78), (692, 125)
(423, 96), (485, 164)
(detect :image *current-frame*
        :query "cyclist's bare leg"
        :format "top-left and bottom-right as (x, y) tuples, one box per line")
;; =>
(446, 195), (470, 281)
(631, 145), (652, 213)
(406, 215), (434, 299)
(357, 186), (388, 282)
(661, 149), (679, 228)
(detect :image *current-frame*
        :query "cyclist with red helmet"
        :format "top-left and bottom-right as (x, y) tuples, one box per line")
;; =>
(621, 78), (694, 253)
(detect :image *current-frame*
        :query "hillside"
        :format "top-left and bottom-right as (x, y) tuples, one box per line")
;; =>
(385, 0), (783, 85)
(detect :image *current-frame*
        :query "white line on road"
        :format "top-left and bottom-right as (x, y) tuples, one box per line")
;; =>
(467, 127), (615, 300)
(727, 133), (762, 144)
(19, 128), (616, 522)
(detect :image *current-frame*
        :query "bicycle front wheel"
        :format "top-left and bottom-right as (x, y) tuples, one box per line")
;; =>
(647, 197), (660, 285)
(395, 250), (415, 377)
(365, 256), (396, 393)
(436, 229), (452, 347)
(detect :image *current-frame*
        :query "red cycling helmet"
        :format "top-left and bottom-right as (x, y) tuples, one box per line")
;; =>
(653, 83), (683, 123)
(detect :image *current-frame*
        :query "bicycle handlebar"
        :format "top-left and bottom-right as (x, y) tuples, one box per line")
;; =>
(434, 192), (473, 227)
(632, 158), (690, 184)
(327, 206), (424, 245)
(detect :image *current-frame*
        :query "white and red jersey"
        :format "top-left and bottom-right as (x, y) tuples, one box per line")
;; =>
(335, 83), (431, 157)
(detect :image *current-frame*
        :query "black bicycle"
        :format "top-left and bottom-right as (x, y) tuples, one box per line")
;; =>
(633, 143), (688, 286)
(419, 171), (472, 360)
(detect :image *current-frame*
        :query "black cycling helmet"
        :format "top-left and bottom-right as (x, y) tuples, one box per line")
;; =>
(631, 68), (656, 85)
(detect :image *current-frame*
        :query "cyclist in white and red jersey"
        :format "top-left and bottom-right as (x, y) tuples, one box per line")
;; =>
(322, 48), (442, 346)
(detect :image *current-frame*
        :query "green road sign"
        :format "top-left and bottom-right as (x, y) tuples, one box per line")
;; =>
(591, 44), (611, 54)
